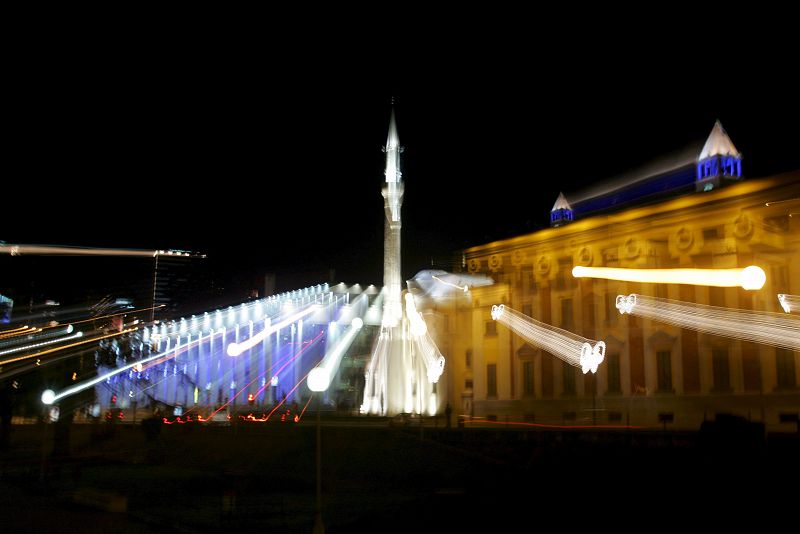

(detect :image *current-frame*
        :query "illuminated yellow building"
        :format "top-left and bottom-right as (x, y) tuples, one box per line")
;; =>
(441, 128), (799, 431)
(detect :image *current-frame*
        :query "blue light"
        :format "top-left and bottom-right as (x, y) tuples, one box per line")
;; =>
(697, 155), (742, 181)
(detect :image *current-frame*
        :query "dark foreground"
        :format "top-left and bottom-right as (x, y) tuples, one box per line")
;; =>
(1, 418), (797, 532)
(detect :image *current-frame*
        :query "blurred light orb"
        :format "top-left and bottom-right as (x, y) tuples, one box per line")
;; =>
(308, 367), (330, 392)
(740, 266), (766, 290)
(41, 389), (55, 405)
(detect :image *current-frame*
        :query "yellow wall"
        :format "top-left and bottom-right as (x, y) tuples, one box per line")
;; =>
(441, 173), (800, 430)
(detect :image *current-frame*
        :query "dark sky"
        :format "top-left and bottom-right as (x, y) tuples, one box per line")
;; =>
(4, 36), (799, 306)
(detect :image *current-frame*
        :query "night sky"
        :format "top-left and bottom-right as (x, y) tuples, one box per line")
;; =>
(4, 38), (799, 308)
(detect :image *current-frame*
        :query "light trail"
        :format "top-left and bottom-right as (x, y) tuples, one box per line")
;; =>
(0, 327), (41, 342)
(307, 318), (363, 392)
(408, 269), (494, 300)
(404, 293), (445, 383)
(361, 331), (389, 415)
(40, 283), (333, 410)
(268, 365), (321, 421)
(0, 328), (133, 367)
(0, 341), (102, 381)
(778, 294), (799, 314)
(0, 330), (82, 357)
(765, 198), (799, 207)
(566, 145), (698, 205)
(251, 332), (326, 399)
(463, 417), (646, 430)
(616, 294), (800, 351)
(42, 328), (207, 405)
(0, 326), (34, 338)
(431, 275), (468, 293)
(0, 244), (160, 257)
(296, 394), (314, 422)
(0, 324), (75, 350)
(206, 331), (326, 420)
(226, 305), (319, 356)
(66, 305), (165, 326)
(491, 305), (605, 374)
(573, 265), (767, 290)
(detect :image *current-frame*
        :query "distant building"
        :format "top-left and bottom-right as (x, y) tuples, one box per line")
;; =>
(152, 249), (207, 320)
(444, 123), (799, 431)
(0, 294), (12, 324)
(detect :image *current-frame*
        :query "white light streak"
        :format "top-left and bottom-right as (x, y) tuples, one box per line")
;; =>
(45, 330), (216, 405)
(405, 293), (445, 383)
(408, 269), (493, 300)
(306, 316), (363, 392)
(491, 305), (605, 374)
(0, 244), (160, 257)
(778, 294), (799, 314)
(0, 330), (82, 357)
(405, 293), (428, 336)
(573, 265), (767, 290)
(227, 305), (318, 356)
(432, 275), (468, 293)
(617, 294), (800, 351)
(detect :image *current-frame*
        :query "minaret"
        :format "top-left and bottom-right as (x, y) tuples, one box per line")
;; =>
(364, 103), (443, 417)
(381, 106), (404, 326)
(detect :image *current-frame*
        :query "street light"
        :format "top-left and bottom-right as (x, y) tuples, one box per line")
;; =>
(307, 373), (326, 534)
(40, 389), (56, 481)
(305, 316), (362, 533)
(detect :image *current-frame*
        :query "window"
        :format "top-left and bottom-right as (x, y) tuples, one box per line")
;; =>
(606, 352), (621, 393)
(487, 364), (497, 398)
(603, 247), (619, 266)
(607, 411), (622, 423)
(709, 287), (725, 308)
(522, 361), (534, 396)
(656, 350), (673, 392)
(562, 361), (575, 395)
(703, 226), (723, 240)
(465, 349), (472, 369)
(561, 299), (573, 330)
(712, 348), (731, 391)
(485, 321), (497, 336)
(772, 265), (789, 294)
(655, 284), (668, 300)
(605, 293), (618, 324)
(529, 277), (538, 294)
(776, 349), (797, 390)
(556, 258), (574, 291)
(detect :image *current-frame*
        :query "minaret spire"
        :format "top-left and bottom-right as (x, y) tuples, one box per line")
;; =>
(383, 106), (404, 230)
(381, 104), (405, 326)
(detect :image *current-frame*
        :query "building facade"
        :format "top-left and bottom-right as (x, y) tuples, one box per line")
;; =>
(444, 165), (799, 431)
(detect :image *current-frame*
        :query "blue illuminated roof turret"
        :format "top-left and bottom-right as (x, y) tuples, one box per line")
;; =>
(696, 120), (743, 191)
(550, 192), (574, 227)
